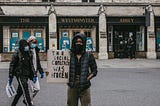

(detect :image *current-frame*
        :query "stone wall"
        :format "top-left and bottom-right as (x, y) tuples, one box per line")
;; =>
(1, 53), (13, 62)
(106, 6), (144, 16)
(1, 0), (160, 2)
(136, 52), (146, 58)
(1, 4), (151, 18)
(1, 52), (47, 62)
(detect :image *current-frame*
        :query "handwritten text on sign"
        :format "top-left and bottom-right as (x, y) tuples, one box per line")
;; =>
(47, 50), (70, 83)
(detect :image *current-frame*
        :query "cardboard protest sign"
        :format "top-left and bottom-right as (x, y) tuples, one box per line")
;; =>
(47, 50), (70, 83)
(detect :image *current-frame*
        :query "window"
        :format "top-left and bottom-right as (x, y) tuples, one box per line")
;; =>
(42, 0), (48, 2)
(50, 0), (55, 2)
(59, 31), (70, 50)
(59, 28), (97, 51)
(10, 31), (20, 52)
(108, 26), (113, 51)
(8, 28), (46, 52)
(136, 26), (145, 51)
(82, 0), (87, 2)
(82, 0), (95, 2)
(42, 0), (55, 2)
(156, 28), (160, 51)
(34, 31), (46, 52)
(73, 31), (80, 37)
(90, 0), (95, 2)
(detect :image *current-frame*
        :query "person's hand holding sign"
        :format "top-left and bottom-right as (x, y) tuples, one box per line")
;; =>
(45, 71), (49, 76)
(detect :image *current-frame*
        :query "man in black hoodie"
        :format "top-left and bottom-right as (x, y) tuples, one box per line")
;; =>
(67, 33), (98, 106)
(8, 39), (37, 106)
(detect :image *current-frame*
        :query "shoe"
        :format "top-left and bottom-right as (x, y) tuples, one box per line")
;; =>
(31, 101), (34, 105)
(23, 100), (34, 106)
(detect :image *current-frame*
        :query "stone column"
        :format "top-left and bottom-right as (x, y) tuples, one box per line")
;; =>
(48, 4), (57, 50)
(146, 5), (156, 59)
(3, 26), (10, 52)
(98, 5), (108, 59)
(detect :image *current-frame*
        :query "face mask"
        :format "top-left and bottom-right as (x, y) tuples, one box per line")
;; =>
(75, 44), (83, 54)
(31, 43), (37, 48)
(24, 46), (29, 51)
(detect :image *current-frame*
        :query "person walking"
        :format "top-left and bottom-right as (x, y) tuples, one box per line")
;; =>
(8, 39), (37, 106)
(27, 35), (44, 104)
(67, 33), (98, 106)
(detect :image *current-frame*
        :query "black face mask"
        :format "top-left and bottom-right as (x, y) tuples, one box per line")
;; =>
(75, 44), (83, 54)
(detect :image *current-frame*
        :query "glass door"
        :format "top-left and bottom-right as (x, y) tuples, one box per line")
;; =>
(113, 25), (136, 58)
(114, 31), (128, 58)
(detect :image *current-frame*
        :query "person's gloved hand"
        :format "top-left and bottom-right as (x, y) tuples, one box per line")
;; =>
(8, 77), (13, 86)
(33, 76), (37, 83)
(40, 72), (45, 78)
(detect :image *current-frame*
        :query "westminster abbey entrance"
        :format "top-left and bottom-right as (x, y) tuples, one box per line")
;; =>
(113, 25), (137, 58)
(107, 17), (146, 59)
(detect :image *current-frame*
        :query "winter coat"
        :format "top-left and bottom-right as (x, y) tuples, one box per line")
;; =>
(33, 47), (44, 74)
(9, 49), (37, 80)
(68, 33), (98, 91)
(68, 52), (97, 91)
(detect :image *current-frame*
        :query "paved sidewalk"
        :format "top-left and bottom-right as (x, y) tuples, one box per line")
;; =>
(0, 59), (160, 69)
(97, 59), (160, 68)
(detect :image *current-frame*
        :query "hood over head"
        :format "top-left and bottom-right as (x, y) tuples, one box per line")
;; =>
(19, 39), (29, 52)
(71, 33), (86, 54)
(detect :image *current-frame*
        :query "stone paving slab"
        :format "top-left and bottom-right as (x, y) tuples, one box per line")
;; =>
(97, 59), (160, 68)
(0, 59), (160, 70)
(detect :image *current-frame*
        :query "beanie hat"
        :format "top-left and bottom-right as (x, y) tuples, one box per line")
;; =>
(27, 35), (36, 42)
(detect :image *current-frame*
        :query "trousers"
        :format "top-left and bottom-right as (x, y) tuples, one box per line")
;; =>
(67, 87), (91, 106)
(11, 77), (32, 106)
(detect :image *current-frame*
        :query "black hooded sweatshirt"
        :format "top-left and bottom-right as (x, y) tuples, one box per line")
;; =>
(9, 39), (36, 79)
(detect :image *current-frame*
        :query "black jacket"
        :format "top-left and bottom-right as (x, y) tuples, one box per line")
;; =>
(9, 49), (37, 80)
(68, 52), (97, 91)
(68, 33), (98, 91)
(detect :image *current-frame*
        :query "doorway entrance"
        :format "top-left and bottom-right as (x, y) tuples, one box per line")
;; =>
(113, 25), (137, 58)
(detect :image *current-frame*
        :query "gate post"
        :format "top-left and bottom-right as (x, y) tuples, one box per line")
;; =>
(98, 5), (108, 59)
(146, 5), (156, 59)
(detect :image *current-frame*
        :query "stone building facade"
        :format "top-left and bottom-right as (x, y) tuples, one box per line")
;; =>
(0, 0), (160, 61)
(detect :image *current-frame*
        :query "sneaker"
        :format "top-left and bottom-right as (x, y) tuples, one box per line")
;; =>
(23, 100), (34, 106)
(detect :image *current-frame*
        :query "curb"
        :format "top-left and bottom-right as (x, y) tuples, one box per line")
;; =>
(0, 59), (160, 69)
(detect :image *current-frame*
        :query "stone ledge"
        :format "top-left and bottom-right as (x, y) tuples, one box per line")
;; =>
(0, 2), (160, 6)
(1, 52), (47, 62)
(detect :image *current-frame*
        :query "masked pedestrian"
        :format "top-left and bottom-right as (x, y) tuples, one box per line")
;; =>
(67, 33), (98, 106)
(8, 39), (37, 106)
(27, 35), (45, 105)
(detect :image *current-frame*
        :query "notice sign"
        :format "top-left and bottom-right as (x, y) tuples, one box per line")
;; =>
(47, 50), (70, 83)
